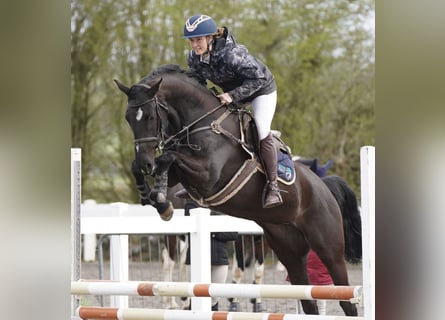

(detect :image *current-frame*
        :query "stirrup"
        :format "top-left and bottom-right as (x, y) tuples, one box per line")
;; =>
(174, 188), (190, 199)
(262, 183), (283, 208)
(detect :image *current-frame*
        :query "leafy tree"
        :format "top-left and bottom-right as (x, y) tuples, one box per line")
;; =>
(71, 0), (374, 202)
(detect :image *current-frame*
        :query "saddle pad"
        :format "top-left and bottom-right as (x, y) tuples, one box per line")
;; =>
(277, 150), (295, 183)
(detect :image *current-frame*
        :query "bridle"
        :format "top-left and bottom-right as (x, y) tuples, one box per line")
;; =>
(128, 84), (168, 150)
(128, 82), (227, 152)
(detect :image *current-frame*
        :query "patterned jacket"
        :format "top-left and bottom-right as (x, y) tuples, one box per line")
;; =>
(187, 27), (276, 106)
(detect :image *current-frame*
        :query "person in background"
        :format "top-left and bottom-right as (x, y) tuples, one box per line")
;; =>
(183, 14), (282, 208)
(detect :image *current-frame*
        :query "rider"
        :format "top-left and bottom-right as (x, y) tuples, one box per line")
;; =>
(182, 14), (283, 208)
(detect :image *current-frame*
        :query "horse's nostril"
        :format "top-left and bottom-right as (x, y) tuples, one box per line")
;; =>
(145, 164), (153, 175)
(140, 164), (149, 175)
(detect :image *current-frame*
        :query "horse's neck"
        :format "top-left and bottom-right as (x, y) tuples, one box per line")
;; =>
(163, 81), (219, 128)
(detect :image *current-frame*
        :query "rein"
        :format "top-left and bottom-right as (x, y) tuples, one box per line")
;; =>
(161, 102), (226, 150)
(129, 82), (250, 154)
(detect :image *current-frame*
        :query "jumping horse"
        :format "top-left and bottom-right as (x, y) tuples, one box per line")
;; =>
(115, 64), (361, 316)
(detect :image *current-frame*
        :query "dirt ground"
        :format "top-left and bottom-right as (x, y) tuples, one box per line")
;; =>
(80, 260), (364, 316)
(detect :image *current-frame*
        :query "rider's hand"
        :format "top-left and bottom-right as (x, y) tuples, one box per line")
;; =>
(217, 93), (233, 105)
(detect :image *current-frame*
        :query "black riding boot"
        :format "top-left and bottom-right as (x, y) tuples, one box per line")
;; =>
(260, 133), (283, 208)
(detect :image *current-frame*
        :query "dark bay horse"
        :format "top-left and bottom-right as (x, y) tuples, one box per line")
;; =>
(115, 64), (361, 316)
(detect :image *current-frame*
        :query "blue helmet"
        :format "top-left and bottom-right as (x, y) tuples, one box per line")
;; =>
(183, 14), (217, 38)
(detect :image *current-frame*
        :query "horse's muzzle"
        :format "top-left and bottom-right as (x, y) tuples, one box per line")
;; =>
(134, 157), (155, 176)
(141, 163), (155, 175)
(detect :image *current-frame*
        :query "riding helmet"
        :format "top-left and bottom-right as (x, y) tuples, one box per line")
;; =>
(183, 14), (217, 38)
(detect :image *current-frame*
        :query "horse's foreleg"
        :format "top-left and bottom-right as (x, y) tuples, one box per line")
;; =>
(152, 171), (168, 203)
(152, 171), (175, 221)
(150, 155), (175, 221)
(254, 260), (264, 284)
(177, 236), (190, 310)
(181, 262), (191, 310)
(251, 260), (265, 312)
(178, 237), (188, 282)
(131, 160), (153, 206)
(228, 266), (243, 311)
(232, 263), (244, 284)
(228, 241), (244, 312)
(132, 156), (174, 220)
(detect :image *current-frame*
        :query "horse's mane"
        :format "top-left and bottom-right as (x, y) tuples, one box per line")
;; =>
(139, 64), (204, 89)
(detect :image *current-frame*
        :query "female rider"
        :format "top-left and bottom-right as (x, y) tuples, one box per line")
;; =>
(183, 14), (282, 208)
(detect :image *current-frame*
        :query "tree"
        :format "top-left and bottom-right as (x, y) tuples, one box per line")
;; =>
(71, 0), (374, 201)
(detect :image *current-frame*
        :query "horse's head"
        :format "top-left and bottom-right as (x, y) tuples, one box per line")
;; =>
(115, 77), (164, 175)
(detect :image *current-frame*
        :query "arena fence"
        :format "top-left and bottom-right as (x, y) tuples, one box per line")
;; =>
(71, 146), (374, 319)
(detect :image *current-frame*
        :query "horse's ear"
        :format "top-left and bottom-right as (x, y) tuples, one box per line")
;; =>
(114, 79), (130, 95)
(150, 78), (163, 93)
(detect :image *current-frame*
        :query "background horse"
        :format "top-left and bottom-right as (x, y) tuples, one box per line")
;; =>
(116, 64), (362, 316)
(229, 233), (271, 312)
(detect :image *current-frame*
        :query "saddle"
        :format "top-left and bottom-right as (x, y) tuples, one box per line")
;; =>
(236, 110), (295, 184)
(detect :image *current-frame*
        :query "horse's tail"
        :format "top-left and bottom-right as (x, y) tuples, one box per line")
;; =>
(322, 175), (362, 264)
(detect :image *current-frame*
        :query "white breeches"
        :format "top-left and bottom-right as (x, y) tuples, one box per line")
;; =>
(251, 90), (277, 140)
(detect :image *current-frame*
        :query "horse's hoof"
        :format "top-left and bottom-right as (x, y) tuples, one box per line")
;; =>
(229, 302), (241, 312)
(159, 203), (174, 221)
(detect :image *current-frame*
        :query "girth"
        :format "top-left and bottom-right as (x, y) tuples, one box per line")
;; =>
(187, 158), (258, 208)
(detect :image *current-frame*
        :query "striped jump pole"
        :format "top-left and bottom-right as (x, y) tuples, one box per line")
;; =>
(77, 307), (364, 320)
(72, 281), (362, 303)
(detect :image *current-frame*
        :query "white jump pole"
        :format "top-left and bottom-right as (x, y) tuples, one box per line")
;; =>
(360, 146), (375, 320)
(71, 281), (362, 301)
(71, 148), (82, 320)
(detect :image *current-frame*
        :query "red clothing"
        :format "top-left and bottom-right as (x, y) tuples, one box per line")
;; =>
(306, 250), (333, 285)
